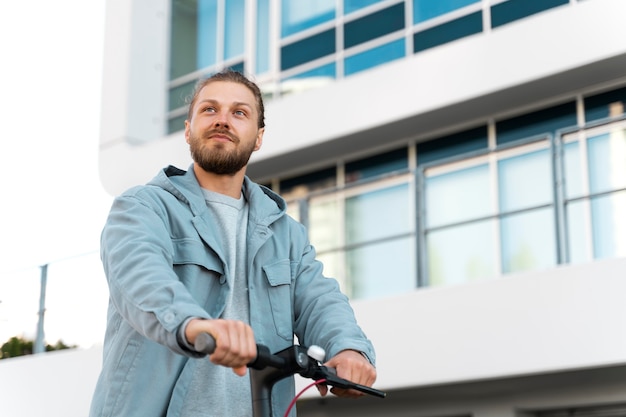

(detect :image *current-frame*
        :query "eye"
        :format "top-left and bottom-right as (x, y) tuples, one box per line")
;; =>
(234, 109), (246, 117)
(203, 106), (216, 113)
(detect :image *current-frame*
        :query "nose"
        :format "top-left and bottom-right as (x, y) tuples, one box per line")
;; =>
(213, 111), (230, 130)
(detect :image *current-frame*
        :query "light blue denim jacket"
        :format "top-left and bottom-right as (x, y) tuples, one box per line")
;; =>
(89, 165), (375, 417)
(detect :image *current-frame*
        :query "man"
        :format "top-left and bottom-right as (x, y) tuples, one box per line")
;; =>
(89, 69), (376, 417)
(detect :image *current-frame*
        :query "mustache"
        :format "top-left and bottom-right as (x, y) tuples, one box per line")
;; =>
(203, 129), (238, 143)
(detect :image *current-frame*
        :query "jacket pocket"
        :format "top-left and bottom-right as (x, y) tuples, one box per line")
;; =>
(172, 238), (223, 275)
(262, 259), (293, 340)
(172, 238), (225, 310)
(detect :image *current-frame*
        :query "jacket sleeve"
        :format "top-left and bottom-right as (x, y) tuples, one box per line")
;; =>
(290, 221), (376, 366)
(101, 189), (211, 356)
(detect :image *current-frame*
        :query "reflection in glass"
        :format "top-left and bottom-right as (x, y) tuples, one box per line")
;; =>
(498, 148), (551, 212)
(590, 191), (626, 259)
(413, 0), (478, 24)
(565, 200), (591, 264)
(500, 208), (556, 273)
(344, 39), (405, 76)
(344, 0), (385, 15)
(346, 183), (410, 245)
(427, 219), (495, 286)
(309, 197), (341, 252)
(346, 237), (415, 299)
(285, 200), (300, 222)
(197, 0), (218, 70)
(224, 0), (245, 60)
(281, 63), (336, 96)
(587, 129), (626, 194)
(425, 163), (491, 228)
(563, 141), (584, 199)
(281, 0), (335, 37)
(317, 251), (346, 293)
(256, 0), (270, 73)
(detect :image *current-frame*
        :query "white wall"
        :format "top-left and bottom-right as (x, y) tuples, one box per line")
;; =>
(0, 346), (102, 417)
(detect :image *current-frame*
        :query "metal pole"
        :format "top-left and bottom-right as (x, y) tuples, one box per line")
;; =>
(34, 264), (48, 354)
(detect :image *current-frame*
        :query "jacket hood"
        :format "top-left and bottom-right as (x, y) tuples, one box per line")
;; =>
(147, 164), (287, 226)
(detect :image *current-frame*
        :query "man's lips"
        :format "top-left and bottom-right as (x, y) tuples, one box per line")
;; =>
(204, 130), (237, 143)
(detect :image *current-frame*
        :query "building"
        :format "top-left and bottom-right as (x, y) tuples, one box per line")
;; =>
(97, 0), (626, 416)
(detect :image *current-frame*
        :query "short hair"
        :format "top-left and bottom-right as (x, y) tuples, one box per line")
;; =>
(186, 69), (265, 129)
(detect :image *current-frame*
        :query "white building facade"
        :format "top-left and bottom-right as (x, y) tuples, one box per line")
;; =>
(96, 0), (626, 416)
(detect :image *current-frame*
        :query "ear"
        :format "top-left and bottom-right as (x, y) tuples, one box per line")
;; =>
(184, 120), (191, 144)
(254, 127), (264, 151)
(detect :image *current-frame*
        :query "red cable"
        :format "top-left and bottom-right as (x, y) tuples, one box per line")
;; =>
(283, 378), (327, 417)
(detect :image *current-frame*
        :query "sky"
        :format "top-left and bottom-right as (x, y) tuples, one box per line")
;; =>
(0, 0), (112, 348)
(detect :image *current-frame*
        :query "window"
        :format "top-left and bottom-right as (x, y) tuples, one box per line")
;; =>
(561, 121), (626, 263)
(584, 86), (626, 123)
(310, 177), (415, 299)
(344, 39), (406, 76)
(281, 29), (336, 71)
(413, 0), (479, 24)
(491, 0), (569, 29)
(422, 139), (555, 286)
(282, 156), (414, 300)
(344, 3), (405, 49)
(275, 87), (626, 299)
(281, 0), (335, 38)
(413, 11), (482, 53)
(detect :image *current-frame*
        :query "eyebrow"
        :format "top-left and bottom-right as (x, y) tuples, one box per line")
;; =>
(197, 99), (253, 111)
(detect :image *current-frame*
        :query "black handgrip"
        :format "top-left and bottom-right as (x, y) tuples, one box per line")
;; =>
(193, 332), (286, 369)
(194, 332), (217, 354)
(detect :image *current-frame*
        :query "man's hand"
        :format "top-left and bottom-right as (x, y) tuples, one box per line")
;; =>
(185, 318), (256, 376)
(316, 349), (377, 398)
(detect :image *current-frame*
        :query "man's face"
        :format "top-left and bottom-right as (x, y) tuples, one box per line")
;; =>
(185, 81), (264, 176)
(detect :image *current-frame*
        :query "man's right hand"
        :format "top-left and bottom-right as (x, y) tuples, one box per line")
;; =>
(185, 318), (256, 376)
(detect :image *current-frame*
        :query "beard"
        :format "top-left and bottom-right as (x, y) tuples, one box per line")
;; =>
(189, 129), (257, 176)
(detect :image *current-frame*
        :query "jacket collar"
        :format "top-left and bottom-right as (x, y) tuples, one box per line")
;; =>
(148, 164), (287, 227)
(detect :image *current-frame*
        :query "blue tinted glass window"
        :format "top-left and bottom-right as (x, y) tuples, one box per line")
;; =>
(425, 163), (492, 228)
(168, 79), (196, 111)
(280, 167), (337, 195)
(286, 62), (336, 80)
(587, 131), (626, 194)
(281, 0), (336, 37)
(344, 3), (405, 49)
(228, 62), (244, 73)
(168, 114), (187, 134)
(496, 102), (576, 145)
(170, 0), (202, 79)
(346, 148), (408, 183)
(281, 29), (336, 71)
(197, 0), (218, 69)
(413, 11), (482, 53)
(584, 87), (626, 122)
(590, 191), (626, 260)
(224, 0), (245, 60)
(500, 208), (556, 273)
(417, 126), (488, 165)
(413, 0), (479, 24)
(491, 0), (568, 29)
(498, 149), (552, 213)
(281, 63), (336, 96)
(344, 0), (385, 15)
(346, 237), (415, 299)
(256, 0), (270, 74)
(427, 220), (496, 286)
(344, 38), (405, 76)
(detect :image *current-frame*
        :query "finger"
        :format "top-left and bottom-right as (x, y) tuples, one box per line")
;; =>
(232, 365), (248, 377)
